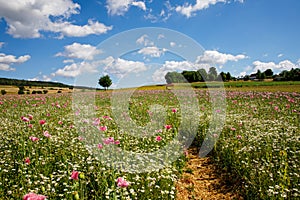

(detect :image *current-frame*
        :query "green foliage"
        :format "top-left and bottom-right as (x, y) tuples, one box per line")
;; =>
(208, 67), (218, 81)
(19, 85), (25, 91)
(18, 86), (25, 95)
(0, 91), (186, 199)
(0, 77), (70, 88)
(278, 68), (300, 81)
(197, 68), (208, 81)
(32, 90), (43, 94)
(243, 75), (250, 81)
(264, 69), (273, 77)
(98, 75), (112, 90)
(181, 71), (201, 83)
(1, 90), (6, 95)
(0, 89), (299, 199)
(226, 72), (232, 81)
(219, 72), (227, 81)
(165, 71), (185, 84)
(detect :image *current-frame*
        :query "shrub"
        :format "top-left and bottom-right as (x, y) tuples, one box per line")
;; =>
(1, 90), (6, 95)
(43, 90), (48, 94)
(18, 90), (25, 95)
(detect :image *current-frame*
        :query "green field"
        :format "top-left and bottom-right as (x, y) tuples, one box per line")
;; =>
(0, 85), (299, 199)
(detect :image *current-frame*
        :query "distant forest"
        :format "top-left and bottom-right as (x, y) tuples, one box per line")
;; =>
(165, 67), (300, 84)
(0, 77), (72, 88)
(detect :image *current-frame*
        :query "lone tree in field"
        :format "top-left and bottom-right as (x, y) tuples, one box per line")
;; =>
(98, 75), (112, 90)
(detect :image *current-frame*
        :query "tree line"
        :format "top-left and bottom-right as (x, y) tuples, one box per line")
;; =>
(165, 67), (300, 83)
(0, 77), (71, 88)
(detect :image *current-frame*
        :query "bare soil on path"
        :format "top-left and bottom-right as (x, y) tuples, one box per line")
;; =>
(176, 147), (243, 200)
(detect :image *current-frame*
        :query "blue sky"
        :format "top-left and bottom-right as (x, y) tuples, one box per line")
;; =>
(0, 0), (299, 87)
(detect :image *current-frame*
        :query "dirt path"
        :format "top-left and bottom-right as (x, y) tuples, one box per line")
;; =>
(176, 147), (243, 200)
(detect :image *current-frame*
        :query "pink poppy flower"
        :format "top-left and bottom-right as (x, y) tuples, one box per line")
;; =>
(58, 121), (63, 125)
(114, 140), (120, 145)
(116, 177), (129, 188)
(39, 120), (46, 125)
(184, 150), (188, 156)
(103, 137), (114, 145)
(28, 114), (33, 120)
(23, 192), (47, 200)
(164, 125), (172, 130)
(171, 108), (177, 113)
(231, 127), (236, 131)
(97, 143), (103, 149)
(78, 136), (84, 141)
(98, 126), (107, 131)
(236, 135), (242, 140)
(21, 116), (30, 122)
(70, 171), (79, 180)
(156, 136), (162, 141)
(25, 157), (30, 165)
(29, 136), (39, 142)
(43, 131), (51, 138)
(92, 118), (100, 126)
(28, 124), (33, 128)
(103, 115), (112, 120)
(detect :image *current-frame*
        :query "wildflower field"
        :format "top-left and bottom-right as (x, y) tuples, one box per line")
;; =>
(0, 87), (299, 199)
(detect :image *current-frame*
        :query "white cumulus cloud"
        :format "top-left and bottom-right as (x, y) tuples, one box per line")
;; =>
(136, 34), (154, 46)
(251, 60), (298, 74)
(53, 61), (100, 78)
(196, 50), (247, 65)
(0, 0), (112, 38)
(176, 0), (227, 18)
(53, 56), (147, 79)
(104, 57), (147, 77)
(138, 46), (166, 58)
(56, 43), (102, 60)
(106, 0), (146, 15)
(0, 53), (31, 71)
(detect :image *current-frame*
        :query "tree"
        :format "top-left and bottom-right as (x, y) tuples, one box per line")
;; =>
(208, 67), (218, 81)
(98, 75), (112, 90)
(165, 72), (186, 84)
(197, 68), (208, 82)
(226, 72), (232, 81)
(243, 75), (250, 81)
(256, 70), (266, 80)
(181, 71), (200, 83)
(219, 72), (226, 81)
(264, 69), (273, 77)
(256, 70), (262, 79)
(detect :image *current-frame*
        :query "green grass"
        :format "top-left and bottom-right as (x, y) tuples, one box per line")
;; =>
(191, 80), (300, 88)
(0, 87), (299, 199)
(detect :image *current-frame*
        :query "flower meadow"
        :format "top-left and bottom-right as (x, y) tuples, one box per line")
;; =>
(0, 89), (299, 199)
